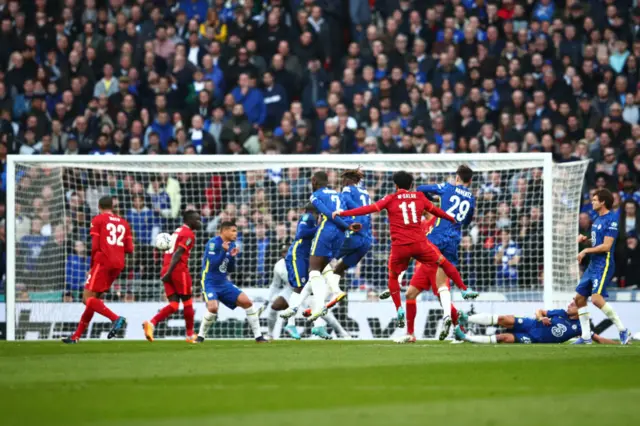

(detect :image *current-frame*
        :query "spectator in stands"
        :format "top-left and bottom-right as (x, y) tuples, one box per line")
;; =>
(494, 229), (521, 287)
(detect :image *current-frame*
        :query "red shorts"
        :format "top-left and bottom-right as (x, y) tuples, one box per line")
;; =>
(85, 263), (122, 293)
(388, 240), (442, 275)
(162, 268), (193, 297)
(410, 262), (451, 295)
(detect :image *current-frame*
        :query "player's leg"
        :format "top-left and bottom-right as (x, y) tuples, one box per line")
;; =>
(181, 295), (196, 342)
(77, 266), (124, 340)
(454, 326), (514, 344)
(307, 255), (331, 321)
(388, 245), (412, 321)
(324, 259), (347, 308)
(591, 271), (631, 344)
(324, 310), (350, 338)
(280, 258), (311, 318)
(307, 295), (332, 339)
(326, 240), (371, 309)
(144, 294), (180, 342)
(65, 288), (101, 343)
(395, 285), (421, 343)
(573, 273), (594, 344)
(196, 297), (219, 342)
(234, 291), (268, 342)
(144, 275), (181, 342)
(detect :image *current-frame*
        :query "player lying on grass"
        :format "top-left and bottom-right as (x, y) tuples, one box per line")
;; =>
(453, 302), (619, 344)
(143, 210), (202, 343)
(278, 204), (350, 339)
(196, 221), (267, 343)
(281, 172), (360, 337)
(63, 196), (132, 343)
(334, 171), (465, 329)
(573, 189), (631, 345)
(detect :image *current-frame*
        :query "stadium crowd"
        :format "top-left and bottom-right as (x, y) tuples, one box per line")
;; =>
(3, 0), (640, 301)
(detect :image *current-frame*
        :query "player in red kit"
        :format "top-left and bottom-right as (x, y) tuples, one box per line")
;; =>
(143, 210), (202, 342)
(384, 213), (468, 342)
(63, 196), (133, 343)
(334, 171), (468, 330)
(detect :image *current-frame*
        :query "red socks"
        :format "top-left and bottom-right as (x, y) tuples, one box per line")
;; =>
(406, 299), (417, 335)
(72, 307), (95, 340)
(388, 271), (402, 310)
(86, 297), (119, 322)
(451, 304), (459, 327)
(183, 299), (195, 337)
(440, 260), (467, 291)
(151, 301), (180, 326)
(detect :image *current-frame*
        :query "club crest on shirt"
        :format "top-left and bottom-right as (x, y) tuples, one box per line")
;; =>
(186, 238), (192, 246)
(551, 324), (567, 338)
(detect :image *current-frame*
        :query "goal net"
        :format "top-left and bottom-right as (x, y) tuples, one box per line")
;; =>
(5, 155), (588, 340)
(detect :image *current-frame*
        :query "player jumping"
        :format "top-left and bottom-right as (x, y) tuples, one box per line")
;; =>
(281, 172), (360, 338)
(417, 166), (478, 317)
(63, 196), (133, 343)
(196, 221), (267, 343)
(334, 171), (464, 329)
(454, 302), (618, 345)
(323, 169), (374, 310)
(143, 210), (202, 343)
(573, 189), (631, 344)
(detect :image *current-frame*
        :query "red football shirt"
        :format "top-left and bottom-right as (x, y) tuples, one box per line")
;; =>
(421, 215), (436, 236)
(339, 189), (455, 246)
(90, 212), (134, 270)
(162, 225), (196, 271)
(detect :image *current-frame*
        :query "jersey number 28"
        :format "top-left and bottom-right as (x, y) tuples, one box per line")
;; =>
(446, 195), (471, 222)
(105, 223), (126, 246)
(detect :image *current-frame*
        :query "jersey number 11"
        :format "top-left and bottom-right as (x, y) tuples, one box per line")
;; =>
(399, 201), (418, 224)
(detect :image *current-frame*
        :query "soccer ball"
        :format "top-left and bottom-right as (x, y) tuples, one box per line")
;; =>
(155, 233), (172, 251)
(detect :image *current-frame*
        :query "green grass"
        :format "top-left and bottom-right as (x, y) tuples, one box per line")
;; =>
(0, 341), (638, 426)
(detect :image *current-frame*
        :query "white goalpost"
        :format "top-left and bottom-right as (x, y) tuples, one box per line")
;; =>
(4, 154), (589, 341)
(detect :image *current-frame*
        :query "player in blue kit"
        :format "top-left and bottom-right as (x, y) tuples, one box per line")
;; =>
(282, 204), (318, 338)
(195, 221), (267, 343)
(574, 189), (631, 344)
(281, 171), (360, 336)
(323, 169), (373, 311)
(416, 165), (479, 333)
(453, 302), (617, 344)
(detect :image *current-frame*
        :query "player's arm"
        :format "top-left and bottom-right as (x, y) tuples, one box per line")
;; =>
(421, 193), (456, 223)
(90, 217), (101, 267)
(535, 309), (547, 320)
(580, 236), (615, 256)
(227, 242), (238, 272)
(311, 195), (350, 230)
(124, 222), (134, 254)
(416, 183), (445, 196)
(338, 195), (389, 217)
(295, 216), (318, 239)
(161, 246), (185, 282)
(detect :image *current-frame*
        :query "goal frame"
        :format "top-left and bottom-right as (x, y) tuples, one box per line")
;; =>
(5, 153), (556, 341)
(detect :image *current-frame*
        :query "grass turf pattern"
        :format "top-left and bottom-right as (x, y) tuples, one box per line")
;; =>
(0, 341), (638, 426)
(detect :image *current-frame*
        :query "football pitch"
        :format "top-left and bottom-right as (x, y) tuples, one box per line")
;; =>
(0, 341), (638, 426)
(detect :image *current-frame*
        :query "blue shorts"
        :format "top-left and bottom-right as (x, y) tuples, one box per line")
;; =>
(509, 317), (539, 344)
(310, 224), (345, 259)
(576, 264), (613, 298)
(428, 233), (459, 266)
(338, 236), (372, 268)
(203, 280), (242, 309)
(285, 256), (308, 288)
